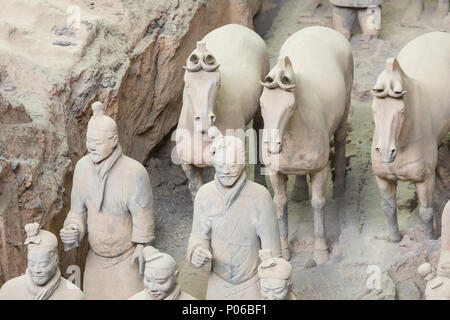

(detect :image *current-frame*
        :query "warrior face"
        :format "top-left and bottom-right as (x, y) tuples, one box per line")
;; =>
(259, 278), (290, 300)
(28, 250), (58, 286)
(86, 128), (118, 163)
(212, 136), (245, 187)
(144, 267), (178, 300)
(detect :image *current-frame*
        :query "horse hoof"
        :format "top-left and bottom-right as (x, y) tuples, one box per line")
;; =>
(282, 248), (291, 261)
(424, 229), (435, 241)
(388, 233), (402, 243)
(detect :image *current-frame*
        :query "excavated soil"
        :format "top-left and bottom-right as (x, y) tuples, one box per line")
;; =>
(147, 0), (449, 300)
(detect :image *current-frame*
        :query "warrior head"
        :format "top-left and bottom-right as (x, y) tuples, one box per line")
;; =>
(86, 101), (119, 163)
(142, 246), (179, 300)
(208, 126), (246, 187)
(25, 223), (59, 286)
(257, 249), (293, 300)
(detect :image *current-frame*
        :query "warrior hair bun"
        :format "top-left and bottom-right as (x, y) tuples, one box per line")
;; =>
(91, 101), (104, 117)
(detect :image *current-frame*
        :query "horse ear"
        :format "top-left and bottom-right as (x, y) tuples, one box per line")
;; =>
(276, 56), (293, 68)
(196, 41), (207, 52)
(283, 56), (293, 68)
(385, 57), (404, 74)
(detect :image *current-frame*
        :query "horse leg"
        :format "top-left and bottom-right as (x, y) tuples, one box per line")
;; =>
(375, 176), (401, 242)
(269, 171), (290, 260)
(310, 167), (329, 264)
(253, 107), (267, 187)
(333, 116), (348, 199)
(181, 163), (203, 204)
(291, 175), (309, 202)
(416, 174), (436, 241)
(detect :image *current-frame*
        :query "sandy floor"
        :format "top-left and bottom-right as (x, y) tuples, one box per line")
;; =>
(147, 0), (449, 300)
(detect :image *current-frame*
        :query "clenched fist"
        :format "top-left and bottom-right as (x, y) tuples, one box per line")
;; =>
(60, 224), (80, 247)
(191, 247), (212, 268)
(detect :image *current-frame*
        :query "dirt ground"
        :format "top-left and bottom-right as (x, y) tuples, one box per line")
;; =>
(147, 0), (449, 299)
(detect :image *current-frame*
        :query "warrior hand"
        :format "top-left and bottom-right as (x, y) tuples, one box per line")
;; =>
(191, 247), (212, 268)
(60, 224), (80, 245)
(132, 244), (146, 276)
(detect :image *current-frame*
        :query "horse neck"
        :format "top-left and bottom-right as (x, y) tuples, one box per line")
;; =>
(397, 77), (425, 149)
(286, 92), (318, 140)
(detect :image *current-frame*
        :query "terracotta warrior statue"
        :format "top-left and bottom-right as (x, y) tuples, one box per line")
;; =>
(59, 101), (155, 299)
(419, 201), (450, 299)
(257, 249), (296, 300)
(330, 0), (385, 44)
(186, 127), (281, 300)
(129, 246), (195, 300)
(0, 223), (85, 300)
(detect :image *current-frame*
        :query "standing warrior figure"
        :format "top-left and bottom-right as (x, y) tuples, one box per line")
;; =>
(60, 101), (155, 300)
(129, 246), (196, 300)
(418, 201), (450, 299)
(370, 32), (450, 243)
(176, 24), (269, 203)
(257, 249), (296, 300)
(186, 128), (281, 300)
(330, 0), (384, 45)
(0, 223), (85, 300)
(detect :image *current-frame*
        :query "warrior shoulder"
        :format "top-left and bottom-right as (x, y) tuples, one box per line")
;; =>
(60, 278), (85, 299)
(0, 275), (26, 295)
(195, 180), (216, 203)
(121, 155), (149, 178)
(245, 180), (273, 203)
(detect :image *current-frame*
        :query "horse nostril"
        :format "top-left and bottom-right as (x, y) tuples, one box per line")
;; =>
(375, 147), (380, 152)
(195, 116), (200, 121)
(390, 148), (396, 156)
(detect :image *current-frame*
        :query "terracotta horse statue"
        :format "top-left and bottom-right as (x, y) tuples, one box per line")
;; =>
(259, 26), (354, 263)
(370, 31), (450, 242)
(176, 24), (269, 202)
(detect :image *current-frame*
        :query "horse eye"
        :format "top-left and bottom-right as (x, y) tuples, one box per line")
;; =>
(190, 54), (199, 64)
(205, 54), (215, 65)
(281, 75), (291, 85)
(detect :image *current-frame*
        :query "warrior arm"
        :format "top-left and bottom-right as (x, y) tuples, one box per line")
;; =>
(63, 164), (87, 241)
(186, 190), (212, 264)
(128, 167), (155, 244)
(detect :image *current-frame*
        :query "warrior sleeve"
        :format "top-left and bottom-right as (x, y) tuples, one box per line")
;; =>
(255, 189), (282, 258)
(186, 187), (211, 264)
(127, 165), (155, 244)
(64, 161), (87, 241)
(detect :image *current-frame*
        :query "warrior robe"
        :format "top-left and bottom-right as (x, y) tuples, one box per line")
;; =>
(0, 270), (85, 300)
(187, 172), (281, 300)
(64, 145), (155, 299)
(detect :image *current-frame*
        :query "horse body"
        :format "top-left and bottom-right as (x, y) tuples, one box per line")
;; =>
(176, 24), (269, 201)
(370, 31), (450, 242)
(260, 26), (353, 262)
